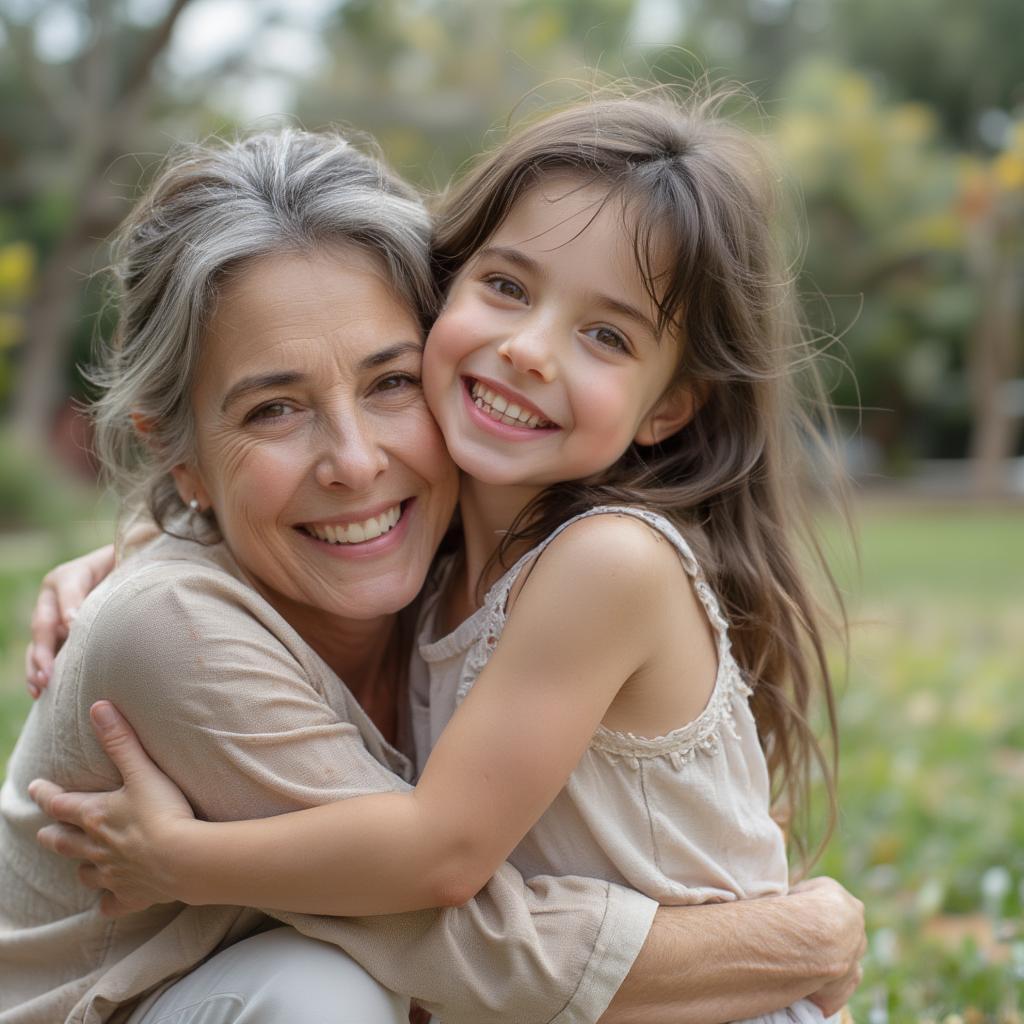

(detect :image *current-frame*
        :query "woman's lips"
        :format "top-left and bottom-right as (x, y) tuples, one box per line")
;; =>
(300, 503), (402, 545)
(296, 500), (413, 557)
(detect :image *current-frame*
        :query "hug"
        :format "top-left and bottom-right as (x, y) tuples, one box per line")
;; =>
(2, 93), (864, 1023)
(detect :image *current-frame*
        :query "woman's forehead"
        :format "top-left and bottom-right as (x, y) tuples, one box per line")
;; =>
(196, 251), (423, 395)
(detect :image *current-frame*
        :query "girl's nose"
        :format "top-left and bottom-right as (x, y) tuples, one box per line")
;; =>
(313, 416), (389, 491)
(497, 330), (557, 383)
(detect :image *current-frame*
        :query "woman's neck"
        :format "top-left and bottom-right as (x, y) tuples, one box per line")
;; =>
(252, 584), (403, 740)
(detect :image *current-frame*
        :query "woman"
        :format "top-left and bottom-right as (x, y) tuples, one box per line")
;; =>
(3, 128), (864, 1023)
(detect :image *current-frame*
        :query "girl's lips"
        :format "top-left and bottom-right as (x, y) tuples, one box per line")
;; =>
(463, 375), (555, 425)
(461, 377), (560, 438)
(295, 499), (414, 560)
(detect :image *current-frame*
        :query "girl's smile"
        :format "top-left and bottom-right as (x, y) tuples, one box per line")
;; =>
(423, 175), (693, 495)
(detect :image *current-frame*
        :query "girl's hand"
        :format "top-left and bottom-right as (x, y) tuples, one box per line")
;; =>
(29, 701), (197, 916)
(25, 544), (116, 697)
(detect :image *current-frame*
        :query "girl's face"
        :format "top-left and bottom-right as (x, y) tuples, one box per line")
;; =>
(423, 175), (692, 491)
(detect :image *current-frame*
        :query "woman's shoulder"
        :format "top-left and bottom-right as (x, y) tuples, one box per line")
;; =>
(71, 534), (281, 662)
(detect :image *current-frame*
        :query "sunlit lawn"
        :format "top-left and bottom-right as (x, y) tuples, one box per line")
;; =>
(1, 501), (1021, 1021)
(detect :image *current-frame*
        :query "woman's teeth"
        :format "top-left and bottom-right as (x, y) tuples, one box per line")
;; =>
(470, 382), (552, 429)
(304, 504), (401, 545)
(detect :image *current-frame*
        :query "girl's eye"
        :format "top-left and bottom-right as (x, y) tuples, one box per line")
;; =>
(586, 325), (630, 354)
(246, 401), (297, 423)
(484, 276), (527, 302)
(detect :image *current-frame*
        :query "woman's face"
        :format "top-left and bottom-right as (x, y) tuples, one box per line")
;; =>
(174, 249), (458, 624)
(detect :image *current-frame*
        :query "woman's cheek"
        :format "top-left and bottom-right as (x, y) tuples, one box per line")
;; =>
(204, 433), (305, 526)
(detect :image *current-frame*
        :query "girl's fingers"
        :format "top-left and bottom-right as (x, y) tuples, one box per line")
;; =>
(36, 823), (107, 862)
(27, 778), (71, 821)
(24, 644), (42, 699)
(29, 780), (113, 840)
(27, 588), (60, 690)
(89, 702), (152, 786)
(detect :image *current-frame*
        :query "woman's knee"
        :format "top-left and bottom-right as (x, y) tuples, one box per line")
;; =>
(130, 927), (409, 1024)
(244, 927), (409, 1022)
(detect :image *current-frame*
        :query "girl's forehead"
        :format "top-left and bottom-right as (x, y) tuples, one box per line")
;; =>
(490, 174), (673, 303)
(487, 177), (637, 265)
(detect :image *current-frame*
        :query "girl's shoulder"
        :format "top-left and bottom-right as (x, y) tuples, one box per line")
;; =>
(506, 506), (704, 620)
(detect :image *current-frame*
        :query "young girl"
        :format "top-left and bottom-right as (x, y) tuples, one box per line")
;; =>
(33, 90), (847, 1020)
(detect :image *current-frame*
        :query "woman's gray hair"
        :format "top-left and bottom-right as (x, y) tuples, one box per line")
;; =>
(89, 127), (436, 536)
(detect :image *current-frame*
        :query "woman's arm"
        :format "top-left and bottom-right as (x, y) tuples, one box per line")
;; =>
(33, 561), (660, 1024)
(42, 515), (679, 914)
(602, 878), (865, 1022)
(35, 708), (865, 1023)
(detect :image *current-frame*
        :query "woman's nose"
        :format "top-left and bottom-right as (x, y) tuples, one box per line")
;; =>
(497, 328), (557, 383)
(313, 416), (389, 490)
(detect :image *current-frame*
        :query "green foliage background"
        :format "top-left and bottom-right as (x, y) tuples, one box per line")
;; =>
(1, 0), (1023, 1019)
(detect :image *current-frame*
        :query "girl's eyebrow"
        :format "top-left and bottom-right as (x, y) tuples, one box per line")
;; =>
(588, 294), (659, 339)
(475, 245), (538, 272)
(479, 245), (659, 338)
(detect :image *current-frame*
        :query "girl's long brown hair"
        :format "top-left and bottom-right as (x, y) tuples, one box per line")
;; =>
(431, 85), (851, 868)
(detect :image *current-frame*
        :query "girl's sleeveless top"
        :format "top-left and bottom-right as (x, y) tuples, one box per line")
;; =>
(411, 506), (789, 905)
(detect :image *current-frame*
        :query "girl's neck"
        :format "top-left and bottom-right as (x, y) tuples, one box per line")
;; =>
(448, 474), (544, 621)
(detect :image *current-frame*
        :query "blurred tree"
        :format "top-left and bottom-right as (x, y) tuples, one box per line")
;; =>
(774, 60), (969, 468)
(961, 126), (1024, 496)
(1, 0), (198, 444)
(294, 0), (637, 189)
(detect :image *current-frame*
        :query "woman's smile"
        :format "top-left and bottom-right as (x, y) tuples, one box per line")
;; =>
(176, 249), (459, 627)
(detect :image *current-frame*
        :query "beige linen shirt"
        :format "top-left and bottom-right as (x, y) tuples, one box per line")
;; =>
(0, 528), (656, 1024)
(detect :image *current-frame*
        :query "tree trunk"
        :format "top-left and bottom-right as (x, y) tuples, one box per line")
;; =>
(966, 206), (1023, 499)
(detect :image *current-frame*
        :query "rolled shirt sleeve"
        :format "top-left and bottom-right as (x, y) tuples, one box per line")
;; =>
(63, 560), (657, 1024)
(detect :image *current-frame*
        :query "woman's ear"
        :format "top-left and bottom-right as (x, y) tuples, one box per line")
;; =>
(634, 385), (699, 447)
(170, 464), (211, 512)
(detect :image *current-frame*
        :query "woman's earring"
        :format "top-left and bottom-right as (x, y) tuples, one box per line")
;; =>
(188, 498), (200, 518)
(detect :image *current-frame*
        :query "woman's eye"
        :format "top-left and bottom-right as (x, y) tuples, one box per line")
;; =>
(246, 401), (297, 422)
(485, 276), (527, 302)
(374, 372), (421, 394)
(586, 326), (630, 353)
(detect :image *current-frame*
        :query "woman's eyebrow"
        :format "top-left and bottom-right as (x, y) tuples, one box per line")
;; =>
(220, 343), (422, 411)
(358, 340), (423, 370)
(221, 372), (307, 411)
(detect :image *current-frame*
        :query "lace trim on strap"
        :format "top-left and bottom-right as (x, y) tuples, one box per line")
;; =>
(590, 659), (754, 769)
(455, 506), (754, 767)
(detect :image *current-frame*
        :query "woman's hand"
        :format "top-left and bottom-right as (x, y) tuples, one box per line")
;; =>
(25, 544), (116, 697)
(29, 701), (197, 916)
(791, 876), (865, 1017)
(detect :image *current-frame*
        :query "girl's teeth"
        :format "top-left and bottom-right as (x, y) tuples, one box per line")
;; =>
(470, 382), (550, 429)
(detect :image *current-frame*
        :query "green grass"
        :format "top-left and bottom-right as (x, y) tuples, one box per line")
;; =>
(1, 501), (1022, 1021)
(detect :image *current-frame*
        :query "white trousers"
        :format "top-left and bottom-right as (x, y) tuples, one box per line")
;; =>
(126, 926), (410, 1024)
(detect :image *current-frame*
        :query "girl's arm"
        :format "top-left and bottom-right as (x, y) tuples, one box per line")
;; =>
(36, 515), (684, 916)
